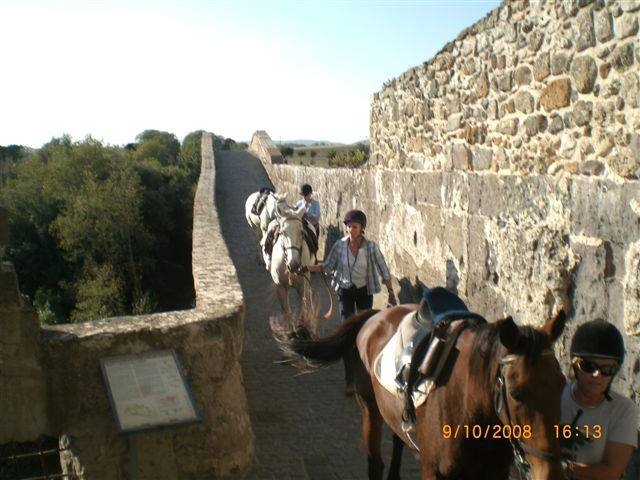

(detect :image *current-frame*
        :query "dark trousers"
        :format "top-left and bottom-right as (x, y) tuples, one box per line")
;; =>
(339, 285), (373, 385)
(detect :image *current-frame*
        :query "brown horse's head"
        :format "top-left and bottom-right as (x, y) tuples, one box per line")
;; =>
(494, 310), (567, 479)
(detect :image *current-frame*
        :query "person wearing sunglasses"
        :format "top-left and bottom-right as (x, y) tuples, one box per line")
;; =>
(559, 319), (639, 479)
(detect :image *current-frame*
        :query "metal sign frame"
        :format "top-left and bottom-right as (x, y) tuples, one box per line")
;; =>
(100, 349), (202, 433)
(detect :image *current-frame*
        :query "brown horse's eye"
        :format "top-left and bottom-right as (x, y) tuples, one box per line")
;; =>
(509, 389), (524, 402)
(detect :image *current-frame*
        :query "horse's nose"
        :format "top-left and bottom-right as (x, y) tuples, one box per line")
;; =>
(289, 259), (301, 272)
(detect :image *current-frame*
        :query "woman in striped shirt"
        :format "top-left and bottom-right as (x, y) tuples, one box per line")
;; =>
(306, 209), (396, 394)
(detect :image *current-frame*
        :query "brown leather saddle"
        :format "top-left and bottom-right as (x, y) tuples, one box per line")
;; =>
(251, 187), (275, 216)
(402, 287), (487, 423)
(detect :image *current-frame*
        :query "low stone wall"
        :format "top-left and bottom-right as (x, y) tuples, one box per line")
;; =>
(34, 133), (253, 479)
(0, 207), (49, 444)
(251, 132), (640, 404)
(249, 130), (284, 164)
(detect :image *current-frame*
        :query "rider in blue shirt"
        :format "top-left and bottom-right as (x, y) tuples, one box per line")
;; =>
(294, 184), (321, 237)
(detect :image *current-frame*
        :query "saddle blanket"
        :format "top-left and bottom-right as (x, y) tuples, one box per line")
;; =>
(373, 312), (435, 408)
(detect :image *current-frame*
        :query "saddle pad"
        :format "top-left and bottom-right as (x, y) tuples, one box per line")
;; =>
(373, 312), (435, 408)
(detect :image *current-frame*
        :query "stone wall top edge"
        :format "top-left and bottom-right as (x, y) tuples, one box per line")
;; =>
(40, 303), (243, 341)
(376, 1), (504, 91)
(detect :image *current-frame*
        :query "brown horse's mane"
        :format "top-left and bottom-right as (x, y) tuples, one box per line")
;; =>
(468, 322), (552, 391)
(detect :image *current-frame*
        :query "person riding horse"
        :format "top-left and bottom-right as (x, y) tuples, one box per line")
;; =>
(294, 183), (321, 238)
(262, 184), (319, 271)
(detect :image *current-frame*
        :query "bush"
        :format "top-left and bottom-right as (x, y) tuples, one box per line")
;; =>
(280, 146), (294, 157)
(326, 149), (337, 160)
(328, 149), (369, 168)
(310, 151), (317, 158)
(297, 150), (306, 156)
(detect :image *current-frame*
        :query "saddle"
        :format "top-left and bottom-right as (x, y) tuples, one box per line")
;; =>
(251, 187), (275, 216)
(398, 287), (487, 424)
(301, 218), (319, 255)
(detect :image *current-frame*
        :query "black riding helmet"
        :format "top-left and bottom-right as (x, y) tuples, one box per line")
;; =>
(571, 319), (624, 401)
(570, 319), (625, 364)
(299, 184), (313, 196)
(343, 209), (367, 229)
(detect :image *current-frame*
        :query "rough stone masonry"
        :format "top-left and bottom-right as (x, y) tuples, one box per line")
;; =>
(252, 0), (640, 410)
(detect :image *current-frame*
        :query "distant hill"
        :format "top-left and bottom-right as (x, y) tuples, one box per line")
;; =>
(279, 139), (368, 147)
(278, 139), (336, 147)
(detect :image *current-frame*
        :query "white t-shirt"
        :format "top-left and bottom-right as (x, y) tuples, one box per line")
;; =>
(347, 247), (367, 289)
(560, 382), (639, 464)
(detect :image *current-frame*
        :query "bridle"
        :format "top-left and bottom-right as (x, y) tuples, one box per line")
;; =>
(494, 351), (568, 480)
(278, 215), (305, 273)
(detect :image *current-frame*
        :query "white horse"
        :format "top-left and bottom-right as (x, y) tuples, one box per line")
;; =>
(270, 204), (316, 331)
(245, 190), (288, 261)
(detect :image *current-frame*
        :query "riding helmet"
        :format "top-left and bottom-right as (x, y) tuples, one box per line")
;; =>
(299, 184), (313, 196)
(570, 319), (625, 363)
(343, 209), (367, 229)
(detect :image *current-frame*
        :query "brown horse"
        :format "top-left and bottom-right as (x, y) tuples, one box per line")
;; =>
(282, 300), (567, 480)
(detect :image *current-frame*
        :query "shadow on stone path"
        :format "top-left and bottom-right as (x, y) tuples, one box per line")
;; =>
(215, 151), (421, 479)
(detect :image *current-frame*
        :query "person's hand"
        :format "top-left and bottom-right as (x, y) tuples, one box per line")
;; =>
(560, 460), (574, 479)
(387, 291), (397, 306)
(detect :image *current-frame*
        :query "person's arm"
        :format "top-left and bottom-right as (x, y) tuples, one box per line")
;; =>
(371, 242), (396, 305)
(567, 441), (634, 480)
(304, 241), (338, 274)
(309, 199), (321, 223)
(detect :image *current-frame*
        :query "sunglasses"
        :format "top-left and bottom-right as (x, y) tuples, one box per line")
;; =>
(573, 358), (619, 377)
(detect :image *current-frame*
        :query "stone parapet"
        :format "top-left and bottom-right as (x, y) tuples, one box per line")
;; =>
(0, 205), (49, 442)
(37, 133), (253, 479)
(249, 130), (285, 164)
(252, 130), (639, 407)
(369, 0), (640, 180)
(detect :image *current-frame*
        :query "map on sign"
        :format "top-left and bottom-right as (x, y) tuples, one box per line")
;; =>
(100, 349), (201, 433)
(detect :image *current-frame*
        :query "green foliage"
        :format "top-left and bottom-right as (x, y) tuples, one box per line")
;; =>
(1, 132), (199, 324)
(132, 130), (180, 166)
(310, 151), (317, 158)
(180, 131), (203, 181)
(297, 150), (306, 156)
(72, 262), (126, 322)
(210, 135), (245, 152)
(279, 145), (294, 157)
(328, 148), (369, 168)
(326, 149), (337, 160)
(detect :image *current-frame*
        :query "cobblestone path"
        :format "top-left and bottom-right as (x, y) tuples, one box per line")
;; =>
(215, 150), (421, 479)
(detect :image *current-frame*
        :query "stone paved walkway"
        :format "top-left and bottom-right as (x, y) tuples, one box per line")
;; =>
(214, 151), (422, 479)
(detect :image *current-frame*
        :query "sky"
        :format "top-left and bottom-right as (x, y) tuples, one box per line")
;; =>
(1, 0), (500, 148)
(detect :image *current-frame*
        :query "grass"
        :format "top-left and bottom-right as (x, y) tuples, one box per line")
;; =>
(284, 143), (369, 168)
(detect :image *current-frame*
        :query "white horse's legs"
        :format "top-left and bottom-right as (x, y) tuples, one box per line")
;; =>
(275, 284), (291, 322)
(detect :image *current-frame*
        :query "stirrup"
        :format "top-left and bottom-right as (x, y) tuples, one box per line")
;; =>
(394, 365), (408, 393)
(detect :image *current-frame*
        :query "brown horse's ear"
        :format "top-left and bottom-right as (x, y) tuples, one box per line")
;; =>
(541, 309), (566, 343)
(497, 316), (519, 351)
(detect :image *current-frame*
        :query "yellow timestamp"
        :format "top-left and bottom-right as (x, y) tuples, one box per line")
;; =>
(553, 424), (602, 440)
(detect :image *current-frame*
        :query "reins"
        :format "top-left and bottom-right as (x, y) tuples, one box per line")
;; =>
(279, 215), (333, 319)
(495, 352), (568, 479)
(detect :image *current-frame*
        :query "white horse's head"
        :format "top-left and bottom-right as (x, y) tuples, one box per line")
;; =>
(276, 204), (306, 273)
(266, 192), (288, 221)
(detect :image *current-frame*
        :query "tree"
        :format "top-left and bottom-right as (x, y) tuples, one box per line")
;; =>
(180, 130), (203, 180)
(133, 130), (180, 166)
(279, 145), (294, 157)
(2, 134), (197, 324)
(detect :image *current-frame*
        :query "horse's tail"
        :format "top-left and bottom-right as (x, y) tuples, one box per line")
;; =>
(286, 309), (379, 367)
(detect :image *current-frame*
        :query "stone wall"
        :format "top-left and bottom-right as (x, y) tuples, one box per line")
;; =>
(0, 206), (49, 444)
(369, 0), (640, 179)
(248, 0), (640, 406)
(3, 133), (254, 479)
